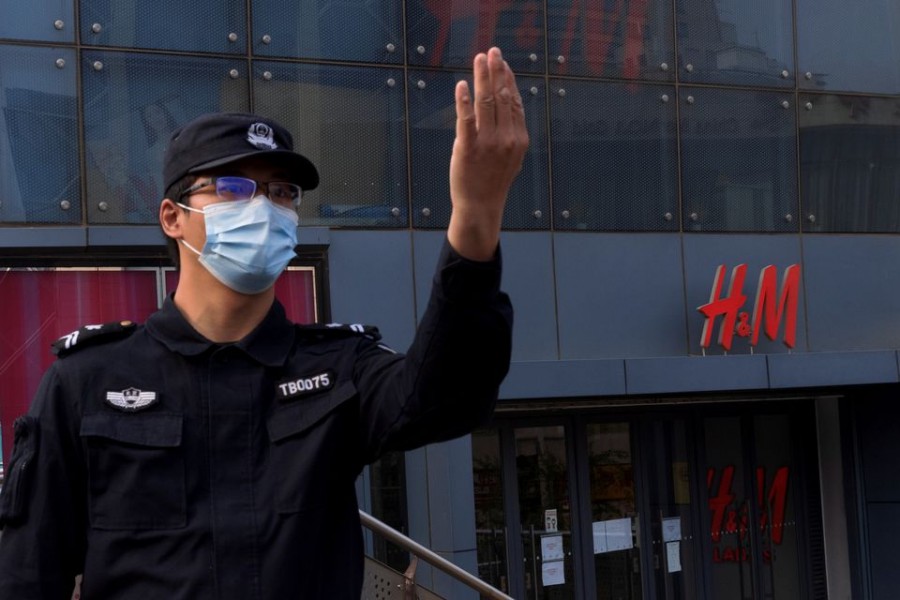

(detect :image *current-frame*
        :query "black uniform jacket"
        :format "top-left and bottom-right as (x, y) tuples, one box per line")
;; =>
(0, 241), (513, 599)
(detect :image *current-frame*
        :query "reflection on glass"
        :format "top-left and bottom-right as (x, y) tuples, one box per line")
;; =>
(254, 62), (407, 228)
(0, 45), (79, 224)
(680, 87), (797, 232)
(79, 0), (246, 54)
(473, 429), (509, 594)
(754, 415), (801, 599)
(81, 51), (249, 224)
(406, 0), (544, 72)
(409, 71), (549, 230)
(0, 0), (74, 42)
(797, 0), (900, 94)
(800, 94), (900, 232)
(252, 0), (401, 63)
(515, 426), (574, 599)
(704, 417), (752, 600)
(676, 0), (793, 86)
(645, 419), (698, 600)
(550, 79), (677, 231)
(547, 0), (674, 80)
(587, 423), (641, 600)
(369, 451), (408, 572)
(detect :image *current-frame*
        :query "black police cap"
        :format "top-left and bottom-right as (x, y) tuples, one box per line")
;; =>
(162, 112), (319, 196)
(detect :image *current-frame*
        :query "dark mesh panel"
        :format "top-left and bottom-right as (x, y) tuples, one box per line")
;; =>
(797, 0), (900, 94)
(0, 45), (79, 224)
(80, 0), (246, 54)
(406, 0), (544, 74)
(408, 71), (549, 230)
(82, 51), (249, 224)
(800, 94), (900, 232)
(547, 0), (675, 81)
(676, 0), (793, 87)
(549, 79), (678, 231)
(0, 0), (74, 42)
(254, 63), (408, 228)
(680, 87), (798, 232)
(252, 0), (402, 63)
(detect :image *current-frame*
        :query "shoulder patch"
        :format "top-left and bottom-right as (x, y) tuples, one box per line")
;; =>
(295, 322), (382, 342)
(52, 320), (138, 357)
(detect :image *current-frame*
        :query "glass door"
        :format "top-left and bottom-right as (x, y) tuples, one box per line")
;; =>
(515, 425), (577, 599)
(585, 422), (643, 600)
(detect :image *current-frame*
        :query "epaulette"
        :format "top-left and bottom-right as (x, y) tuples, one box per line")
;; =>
(295, 322), (382, 342)
(51, 320), (138, 357)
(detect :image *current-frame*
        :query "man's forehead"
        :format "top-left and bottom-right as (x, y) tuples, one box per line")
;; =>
(208, 158), (291, 180)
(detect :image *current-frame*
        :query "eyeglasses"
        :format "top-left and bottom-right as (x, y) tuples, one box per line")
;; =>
(181, 176), (303, 209)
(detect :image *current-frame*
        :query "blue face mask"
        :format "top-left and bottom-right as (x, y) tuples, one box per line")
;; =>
(178, 196), (299, 294)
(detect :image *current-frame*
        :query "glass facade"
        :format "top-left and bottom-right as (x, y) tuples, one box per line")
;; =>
(1, 0), (897, 231)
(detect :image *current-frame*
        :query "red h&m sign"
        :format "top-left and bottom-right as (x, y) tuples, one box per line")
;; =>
(698, 265), (801, 351)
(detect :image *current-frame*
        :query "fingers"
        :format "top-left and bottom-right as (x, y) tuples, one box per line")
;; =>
(455, 80), (476, 145)
(504, 60), (528, 147)
(472, 52), (495, 133)
(490, 49), (514, 134)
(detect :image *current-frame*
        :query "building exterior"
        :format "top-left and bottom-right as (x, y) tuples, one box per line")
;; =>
(1, 0), (899, 599)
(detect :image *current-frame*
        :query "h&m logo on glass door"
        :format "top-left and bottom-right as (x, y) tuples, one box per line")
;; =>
(697, 264), (801, 352)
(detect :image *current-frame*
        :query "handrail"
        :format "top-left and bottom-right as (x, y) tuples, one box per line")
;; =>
(359, 510), (514, 600)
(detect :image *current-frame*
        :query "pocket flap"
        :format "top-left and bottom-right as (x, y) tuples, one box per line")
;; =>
(80, 413), (183, 447)
(267, 381), (356, 443)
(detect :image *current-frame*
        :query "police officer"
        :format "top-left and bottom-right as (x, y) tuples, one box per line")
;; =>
(0, 47), (527, 599)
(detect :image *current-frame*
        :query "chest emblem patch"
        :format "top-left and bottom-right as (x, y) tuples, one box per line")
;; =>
(106, 387), (158, 411)
(276, 370), (335, 401)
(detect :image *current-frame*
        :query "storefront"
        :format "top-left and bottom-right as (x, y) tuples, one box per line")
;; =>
(473, 398), (825, 599)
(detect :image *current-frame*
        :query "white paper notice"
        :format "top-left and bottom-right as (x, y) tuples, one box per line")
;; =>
(666, 541), (682, 573)
(604, 518), (634, 552)
(592, 521), (608, 554)
(544, 509), (558, 533)
(662, 517), (682, 543)
(541, 535), (564, 562)
(542, 561), (565, 587)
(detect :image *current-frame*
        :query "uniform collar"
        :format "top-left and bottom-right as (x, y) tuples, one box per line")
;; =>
(146, 294), (295, 367)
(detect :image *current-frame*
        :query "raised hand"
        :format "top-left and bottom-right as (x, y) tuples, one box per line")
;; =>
(448, 47), (530, 261)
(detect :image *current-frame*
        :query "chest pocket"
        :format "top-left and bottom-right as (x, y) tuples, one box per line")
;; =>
(80, 413), (185, 530)
(266, 381), (357, 514)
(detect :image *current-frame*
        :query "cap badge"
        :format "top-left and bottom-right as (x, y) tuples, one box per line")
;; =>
(105, 387), (158, 411)
(247, 122), (278, 150)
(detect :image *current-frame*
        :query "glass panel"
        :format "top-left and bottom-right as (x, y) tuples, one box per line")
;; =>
(0, 45), (79, 224)
(473, 429), (510, 595)
(800, 94), (900, 232)
(79, 0), (246, 54)
(680, 87), (797, 232)
(703, 416), (752, 600)
(0, 269), (159, 463)
(753, 415), (801, 600)
(254, 63), (407, 228)
(676, 0), (793, 86)
(253, 0), (402, 63)
(515, 425), (575, 599)
(797, 0), (900, 95)
(645, 419), (699, 600)
(409, 70), (549, 229)
(81, 51), (249, 224)
(369, 451), (408, 572)
(0, 0), (74, 42)
(547, 0), (675, 81)
(406, 0), (544, 73)
(586, 422), (641, 600)
(549, 79), (677, 231)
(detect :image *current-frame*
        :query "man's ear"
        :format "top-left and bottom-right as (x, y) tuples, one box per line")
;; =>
(159, 198), (184, 240)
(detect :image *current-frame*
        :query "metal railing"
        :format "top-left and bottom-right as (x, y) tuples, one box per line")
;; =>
(359, 510), (515, 600)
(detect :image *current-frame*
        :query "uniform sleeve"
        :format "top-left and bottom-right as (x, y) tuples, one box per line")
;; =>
(0, 364), (87, 599)
(353, 239), (513, 464)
